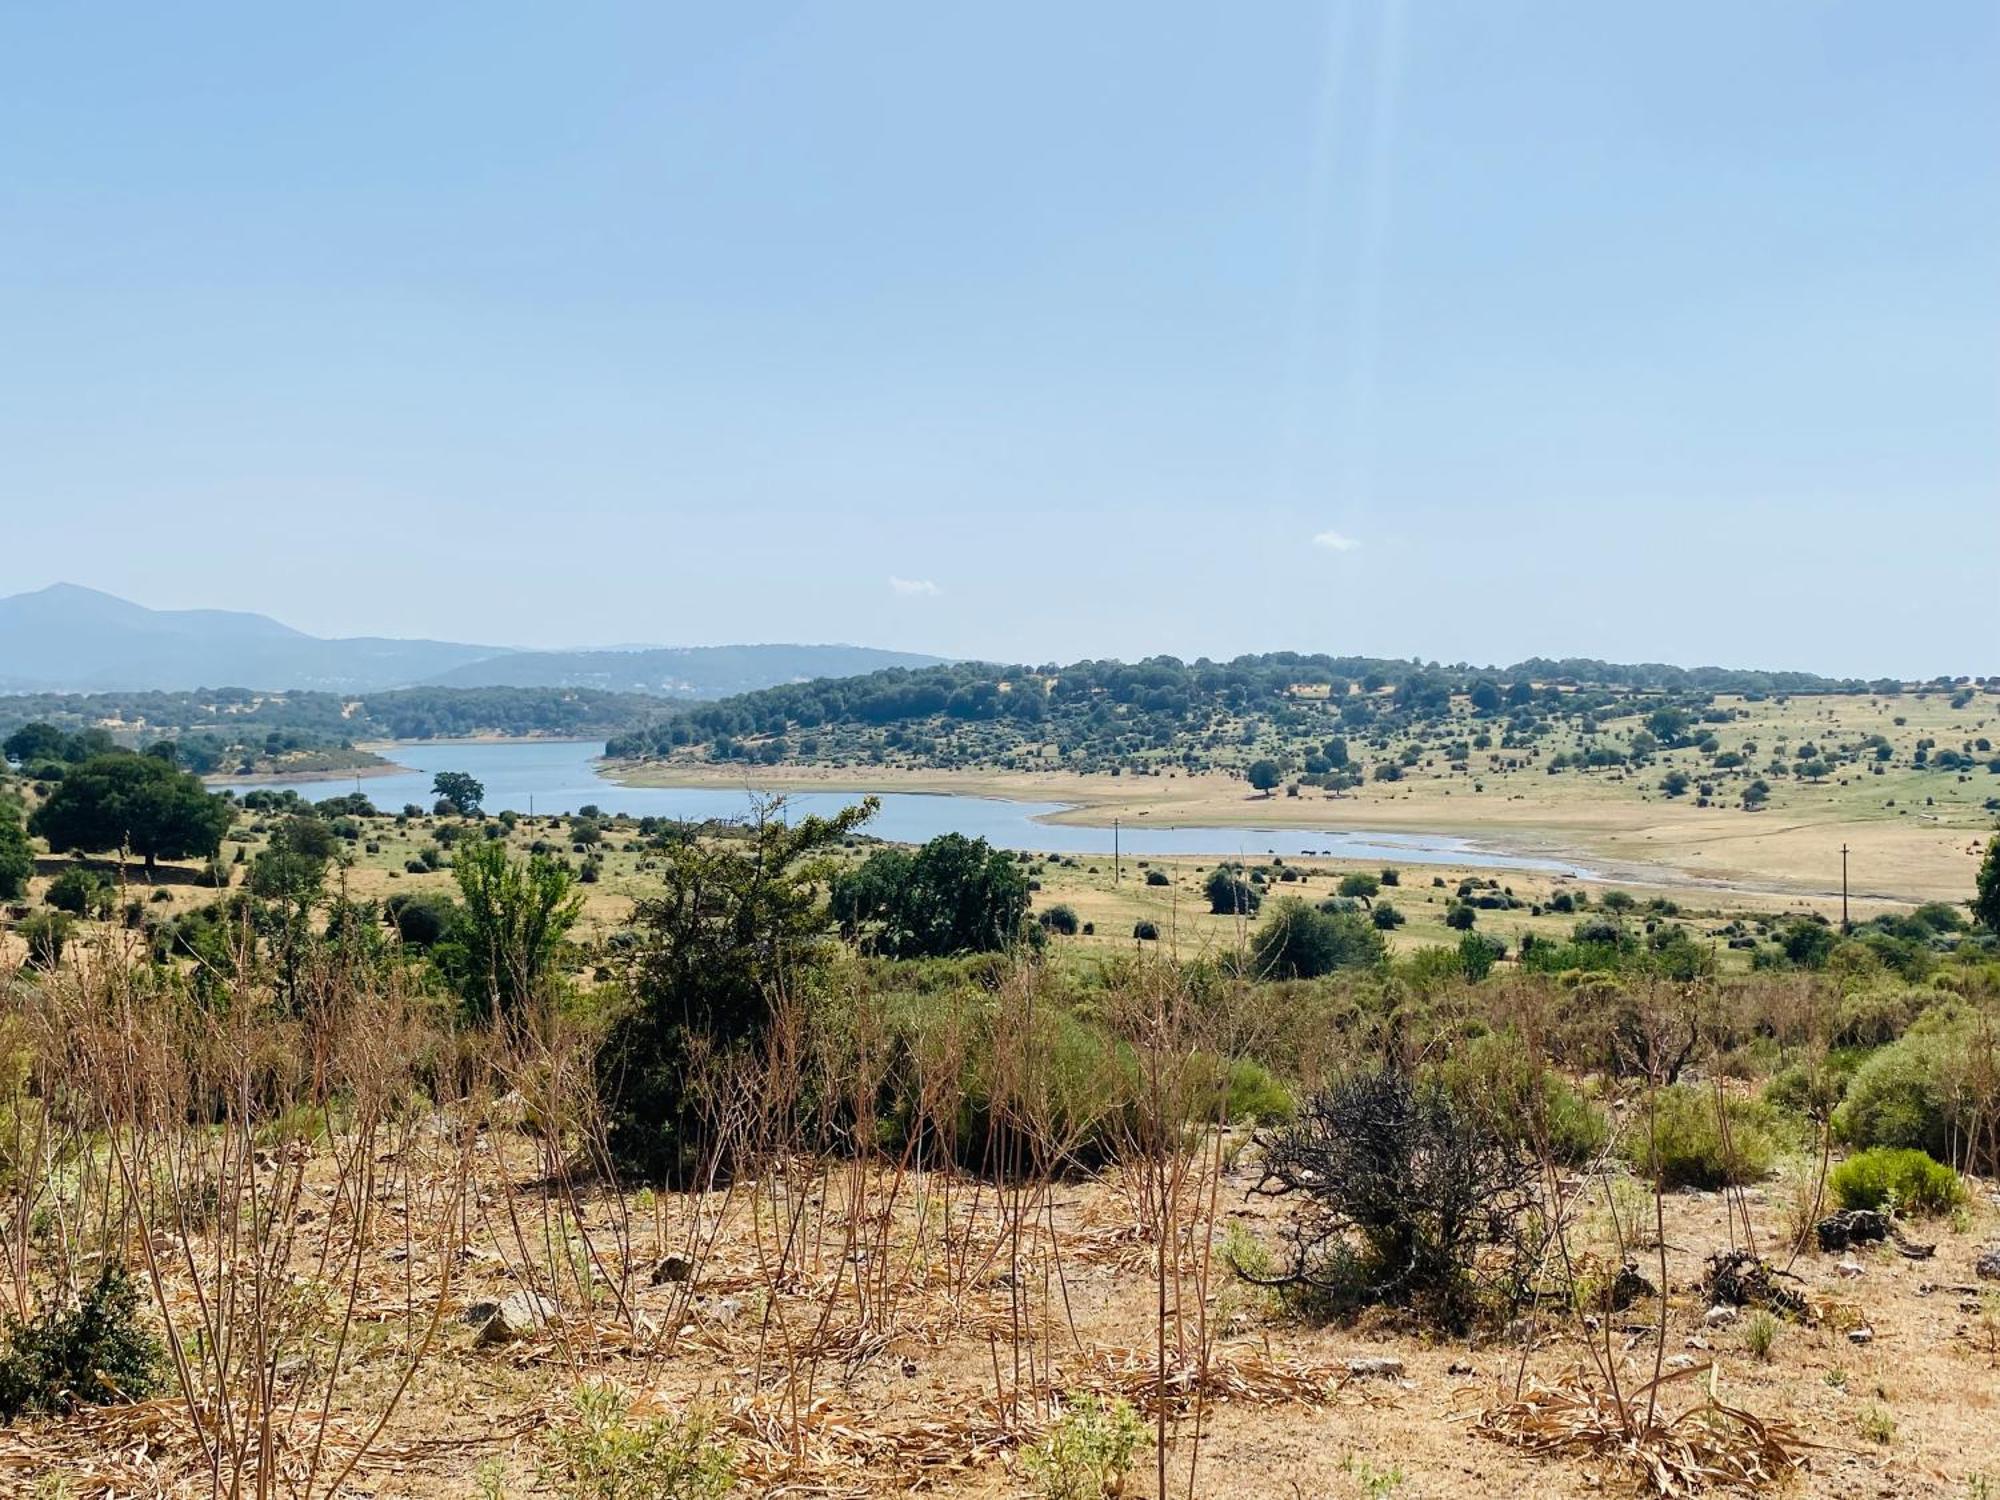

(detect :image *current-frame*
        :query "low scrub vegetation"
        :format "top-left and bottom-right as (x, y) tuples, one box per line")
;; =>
(1828, 1146), (1966, 1216)
(0, 771), (1997, 1496)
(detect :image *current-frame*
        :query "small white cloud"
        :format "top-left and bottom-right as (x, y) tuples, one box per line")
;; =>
(889, 576), (941, 597)
(1312, 530), (1362, 553)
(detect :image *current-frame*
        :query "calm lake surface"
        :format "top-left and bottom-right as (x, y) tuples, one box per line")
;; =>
(220, 739), (1594, 876)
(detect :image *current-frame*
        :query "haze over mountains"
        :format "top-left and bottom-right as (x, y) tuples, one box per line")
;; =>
(0, 584), (944, 698)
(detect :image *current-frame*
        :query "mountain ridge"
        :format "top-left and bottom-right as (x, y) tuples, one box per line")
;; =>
(0, 584), (945, 697)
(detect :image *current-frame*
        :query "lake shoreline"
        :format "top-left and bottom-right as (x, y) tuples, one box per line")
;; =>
(209, 759), (407, 786)
(211, 742), (1964, 905)
(596, 758), (1955, 904)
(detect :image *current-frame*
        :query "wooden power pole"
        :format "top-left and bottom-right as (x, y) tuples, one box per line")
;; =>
(1840, 843), (1850, 931)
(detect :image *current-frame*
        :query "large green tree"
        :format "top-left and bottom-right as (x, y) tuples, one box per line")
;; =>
(28, 753), (231, 872)
(2, 722), (66, 765)
(431, 770), (485, 816)
(0, 796), (33, 900)
(829, 832), (1029, 958)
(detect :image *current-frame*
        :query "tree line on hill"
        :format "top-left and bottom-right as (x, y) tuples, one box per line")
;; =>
(0, 686), (672, 773)
(604, 652), (1999, 782)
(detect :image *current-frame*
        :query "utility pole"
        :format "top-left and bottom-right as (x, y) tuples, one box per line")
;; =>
(1113, 818), (1121, 886)
(1840, 843), (1850, 931)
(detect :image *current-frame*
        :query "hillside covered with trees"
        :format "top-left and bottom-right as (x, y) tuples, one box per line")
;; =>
(605, 653), (1991, 788)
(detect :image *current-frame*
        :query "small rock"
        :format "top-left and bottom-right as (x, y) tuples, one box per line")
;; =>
(1346, 1356), (1405, 1380)
(1667, 1354), (1697, 1370)
(1447, 1361), (1476, 1376)
(1684, 1336), (1711, 1351)
(651, 1255), (694, 1285)
(472, 1290), (560, 1347)
(460, 1300), (500, 1327)
(701, 1295), (744, 1327)
(1704, 1305), (1738, 1328)
(1847, 1325), (1874, 1345)
(1976, 1247), (2000, 1282)
(1837, 1259), (1864, 1279)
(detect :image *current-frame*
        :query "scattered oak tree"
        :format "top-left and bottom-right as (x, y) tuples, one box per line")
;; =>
(430, 770), (486, 817)
(829, 831), (1029, 958)
(28, 752), (231, 872)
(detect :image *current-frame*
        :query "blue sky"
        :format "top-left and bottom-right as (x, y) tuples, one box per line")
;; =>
(2, 3), (1994, 676)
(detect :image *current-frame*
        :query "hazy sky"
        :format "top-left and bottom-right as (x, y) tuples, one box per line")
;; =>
(3, 3), (1994, 677)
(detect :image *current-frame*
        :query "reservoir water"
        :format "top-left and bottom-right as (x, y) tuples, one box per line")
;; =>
(217, 739), (1593, 876)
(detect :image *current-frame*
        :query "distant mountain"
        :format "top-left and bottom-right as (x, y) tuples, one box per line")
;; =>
(0, 583), (944, 698)
(418, 644), (949, 698)
(0, 584), (502, 693)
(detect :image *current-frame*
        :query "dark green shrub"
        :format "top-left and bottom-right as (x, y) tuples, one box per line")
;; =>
(1249, 898), (1385, 979)
(383, 890), (457, 947)
(1833, 1024), (1971, 1162)
(1132, 920), (1160, 942)
(1204, 867), (1261, 916)
(830, 833), (1031, 958)
(1457, 931), (1505, 981)
(1144, 869), (1170, 887)
(0, 1264), (163, 1421)
(43, 866), (110, 917)
(1038, 904), (1080, 936)
(1829, 1147), (1965, 1217)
